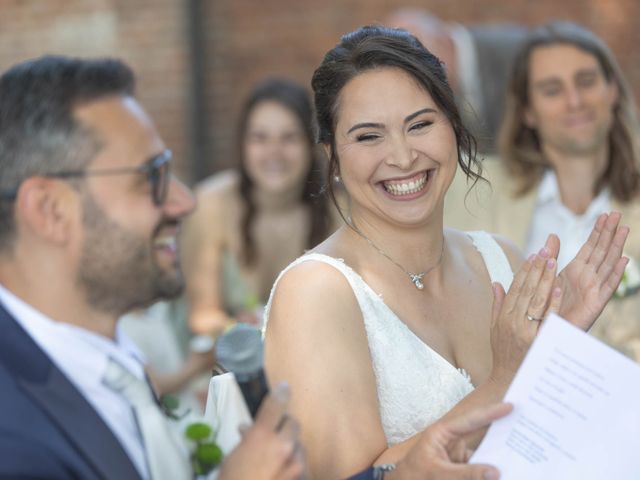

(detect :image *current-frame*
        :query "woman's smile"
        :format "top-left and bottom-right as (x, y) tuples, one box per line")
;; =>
(379, 169), (434, 200)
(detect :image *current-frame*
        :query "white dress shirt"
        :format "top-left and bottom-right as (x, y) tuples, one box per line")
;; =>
(0, 284), (150, 479)
(525, 170), (611, 270)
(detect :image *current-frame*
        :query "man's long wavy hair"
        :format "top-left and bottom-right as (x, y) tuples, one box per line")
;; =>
(499, 21), (640, 202)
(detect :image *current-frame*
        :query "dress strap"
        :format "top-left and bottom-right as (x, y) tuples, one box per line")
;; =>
(262, 253), (369, 336)
(466, 231), (514, 291)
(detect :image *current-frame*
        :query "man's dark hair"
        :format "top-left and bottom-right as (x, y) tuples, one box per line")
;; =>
(0, 55), (135, 251)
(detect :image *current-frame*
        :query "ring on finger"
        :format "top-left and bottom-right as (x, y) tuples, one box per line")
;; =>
(526, 313), (542, 322)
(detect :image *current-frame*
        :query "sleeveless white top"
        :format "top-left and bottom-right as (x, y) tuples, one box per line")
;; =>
(263, 231), (513, 446)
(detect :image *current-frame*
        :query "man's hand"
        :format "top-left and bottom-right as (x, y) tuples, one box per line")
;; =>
(218, 383), (306, 480)
(389, 403), (513, 480)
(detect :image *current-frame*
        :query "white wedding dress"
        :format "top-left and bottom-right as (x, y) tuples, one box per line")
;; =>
(263, 231), (514, 446)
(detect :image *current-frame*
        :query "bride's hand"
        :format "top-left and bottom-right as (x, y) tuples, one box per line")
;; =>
(488, 238), (562, 385)
(553, 212), (629, 331)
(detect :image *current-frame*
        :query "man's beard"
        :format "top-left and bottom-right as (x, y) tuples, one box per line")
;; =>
(76, 192), (184, 316)
(544, 117), (613, 157)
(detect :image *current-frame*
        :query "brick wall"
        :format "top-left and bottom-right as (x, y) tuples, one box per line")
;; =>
(0, 0), (192, 180)
(1, 0), (638, 182)
(203, 0), (640, 177)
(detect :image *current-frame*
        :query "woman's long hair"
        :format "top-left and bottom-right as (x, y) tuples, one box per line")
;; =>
(237, 78), (331, 266)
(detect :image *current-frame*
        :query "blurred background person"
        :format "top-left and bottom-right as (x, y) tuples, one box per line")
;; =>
(182, 78), (336, 336)
(445, 21), (640, 360)
(385, 8), (529, 153)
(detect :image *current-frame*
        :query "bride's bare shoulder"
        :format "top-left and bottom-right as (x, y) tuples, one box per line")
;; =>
(267, 234), (363, 338)
(270, 255), (356, 317)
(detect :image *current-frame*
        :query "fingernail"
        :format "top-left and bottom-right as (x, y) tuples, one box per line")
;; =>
(527, 254), (536, 263)
(483, 468), (500, 480)
(553, 287), (562, 297)
(539, 247), (549, 258)
(273, 382), (290, 402)
(546, 259), (556, 269)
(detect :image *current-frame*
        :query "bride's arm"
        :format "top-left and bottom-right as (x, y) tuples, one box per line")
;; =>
(265, 260), (388, 479)
(264, 250), (556, 476)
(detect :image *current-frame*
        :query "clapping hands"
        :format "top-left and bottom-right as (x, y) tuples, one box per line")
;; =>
(489, 211), (628, 386)
(551, 212), (629, 331)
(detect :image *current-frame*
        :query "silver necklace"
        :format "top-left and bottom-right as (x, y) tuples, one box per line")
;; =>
(350, 224), (445, 290)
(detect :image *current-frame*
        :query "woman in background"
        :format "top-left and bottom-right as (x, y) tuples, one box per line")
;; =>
(183, 78), (335, 335)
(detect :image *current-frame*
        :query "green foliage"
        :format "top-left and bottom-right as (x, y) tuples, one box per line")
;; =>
(160, 395), (224, 474)
(184, 421), (223, 475)
(185, 422), (212, 441)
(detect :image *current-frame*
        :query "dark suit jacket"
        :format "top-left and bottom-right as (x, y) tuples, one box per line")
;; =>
(0, 301), (143, 480)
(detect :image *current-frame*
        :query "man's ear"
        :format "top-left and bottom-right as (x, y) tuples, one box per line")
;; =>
(15, 177), (77, 245)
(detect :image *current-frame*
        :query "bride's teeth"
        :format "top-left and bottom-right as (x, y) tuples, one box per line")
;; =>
(155, 237), (177, 250)
(383, 172), (428, 196)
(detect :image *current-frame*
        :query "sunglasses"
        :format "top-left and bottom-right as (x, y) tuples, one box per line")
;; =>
(1, 149), (172, 206)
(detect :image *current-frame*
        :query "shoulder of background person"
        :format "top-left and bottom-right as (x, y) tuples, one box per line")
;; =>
(445, 159), (492, 230)
(613, 194), (640, 257)
(191, 169), (243, 218)
(445, 155), (517, 230)
(194, 169), (239, 199)
(477, 155), (511, 188)
(479, 156), (539, 213)
(181, 170), (241, 250)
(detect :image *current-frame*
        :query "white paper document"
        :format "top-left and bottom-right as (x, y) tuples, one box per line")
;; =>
(471, 313), (640, 479)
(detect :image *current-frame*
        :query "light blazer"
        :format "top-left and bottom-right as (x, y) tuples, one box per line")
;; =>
(0, 301), (143, 480)
(445, 158), (640, 361)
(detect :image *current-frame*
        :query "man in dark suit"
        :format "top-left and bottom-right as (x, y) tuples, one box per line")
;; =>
(385, 9), (528, 153)
(0, 55), (305, 480)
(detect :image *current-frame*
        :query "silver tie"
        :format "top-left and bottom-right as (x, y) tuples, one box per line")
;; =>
(102, 358), (192, 480)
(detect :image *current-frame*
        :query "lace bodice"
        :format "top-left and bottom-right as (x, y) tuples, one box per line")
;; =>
(263, 231), (513, 446)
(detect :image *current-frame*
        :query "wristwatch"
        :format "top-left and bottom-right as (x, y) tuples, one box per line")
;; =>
(372, 463), (396, 479)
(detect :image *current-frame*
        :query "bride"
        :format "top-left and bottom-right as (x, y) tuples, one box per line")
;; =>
(263, 26), (629, 479)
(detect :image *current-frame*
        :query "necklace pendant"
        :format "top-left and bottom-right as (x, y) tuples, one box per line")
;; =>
(409, 273), (425, 290)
